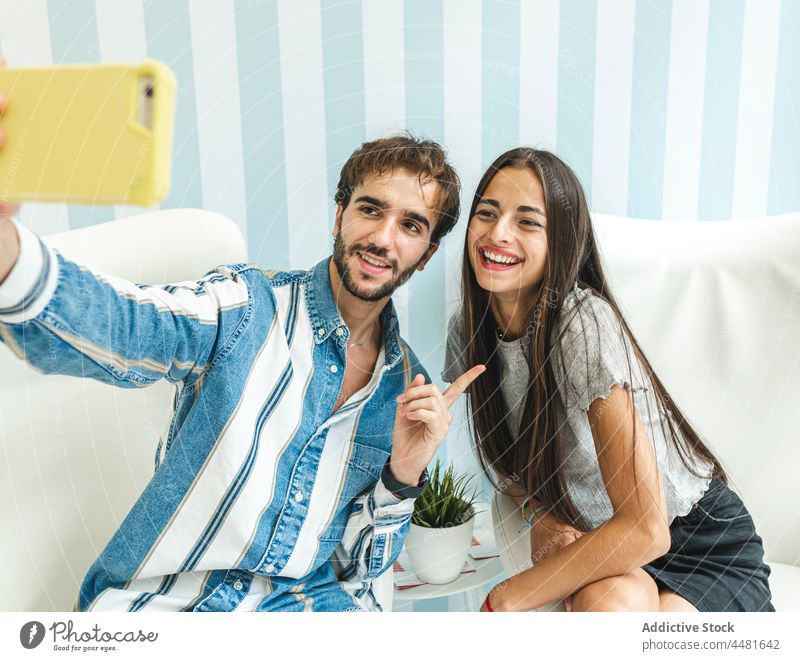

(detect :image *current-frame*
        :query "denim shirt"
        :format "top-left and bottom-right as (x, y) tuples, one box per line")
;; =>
(0, 219), (428, 612)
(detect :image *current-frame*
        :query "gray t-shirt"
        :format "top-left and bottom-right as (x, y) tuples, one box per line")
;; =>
(442, 286), (713, 529)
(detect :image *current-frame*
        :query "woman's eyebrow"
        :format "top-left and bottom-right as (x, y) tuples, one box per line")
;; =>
(479, 197), (546, 218)
(518, 205), (546, 218)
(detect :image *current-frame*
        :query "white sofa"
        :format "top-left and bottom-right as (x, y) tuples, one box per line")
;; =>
(492, 212), (800, 611)
(0, 210), (393, 611)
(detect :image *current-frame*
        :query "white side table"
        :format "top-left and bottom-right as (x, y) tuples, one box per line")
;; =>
(393, 553), (504, 611)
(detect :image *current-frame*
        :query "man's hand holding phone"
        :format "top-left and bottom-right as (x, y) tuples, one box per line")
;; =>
(0, 56), (174, 208)
(0, 55), (21, 285)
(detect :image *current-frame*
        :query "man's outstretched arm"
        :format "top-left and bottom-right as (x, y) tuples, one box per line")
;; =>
(0, 60), (253, 388)
(0, 215), (252, 388)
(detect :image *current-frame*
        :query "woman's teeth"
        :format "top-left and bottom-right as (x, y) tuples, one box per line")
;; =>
(482, 249), (522, 265)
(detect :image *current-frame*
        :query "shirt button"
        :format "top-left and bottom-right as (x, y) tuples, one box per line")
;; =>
(265, 564), (275, 573)
(294, 491), (304, 502)
(330, 364), (338, 373)
(233, 580), (243, 591)
(318, 328), (325, 336)
(335, 327), (344, 336)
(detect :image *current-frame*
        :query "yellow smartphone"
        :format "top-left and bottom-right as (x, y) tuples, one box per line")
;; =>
(0, 60), (175, 206)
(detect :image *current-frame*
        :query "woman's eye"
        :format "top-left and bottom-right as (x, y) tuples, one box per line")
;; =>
(520, 218), (543, 228)
(475, 209), (496, 220)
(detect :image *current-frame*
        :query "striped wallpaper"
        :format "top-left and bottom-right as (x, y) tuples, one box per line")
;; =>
(1, 0), (798, 611)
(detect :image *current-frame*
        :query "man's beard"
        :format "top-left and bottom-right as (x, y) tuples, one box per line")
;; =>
(332, 228), (424, 302)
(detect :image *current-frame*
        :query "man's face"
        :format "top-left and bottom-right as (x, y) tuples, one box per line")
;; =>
(332, 167), (441, 302)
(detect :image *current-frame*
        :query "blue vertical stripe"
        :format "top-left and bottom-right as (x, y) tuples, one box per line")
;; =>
(46, 0), (115, 229)
(404, 3), (449, 611)
(627, 0), (671, 220)
(556, 0), (598, 201)
(481, 0), (521, 161)
(404, 0), (447, 410)
(403, 0), (445, 387)
(697, 0), (745, 221)
(404, 0), (444, 141)
(143, 0), (204, 210)
(768, 1), (800, 216)
(321, 0), (366, 222)
(235, 0), (290, 267)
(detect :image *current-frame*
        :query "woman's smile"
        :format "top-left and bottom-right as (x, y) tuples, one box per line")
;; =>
(477, 245), (525, 270)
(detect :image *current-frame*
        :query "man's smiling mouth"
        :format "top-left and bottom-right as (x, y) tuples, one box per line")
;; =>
(356, 250), (392, 273)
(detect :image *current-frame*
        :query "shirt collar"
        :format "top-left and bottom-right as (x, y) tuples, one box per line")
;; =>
(305, 257), (404, 368)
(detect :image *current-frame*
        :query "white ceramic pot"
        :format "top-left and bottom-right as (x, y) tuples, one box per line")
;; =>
(404, 513), (476, 584)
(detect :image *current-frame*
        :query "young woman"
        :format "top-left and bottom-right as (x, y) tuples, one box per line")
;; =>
(442, 148), (773, 612)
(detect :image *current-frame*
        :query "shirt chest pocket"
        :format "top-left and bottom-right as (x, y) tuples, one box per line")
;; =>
(318, 442), (390, 542)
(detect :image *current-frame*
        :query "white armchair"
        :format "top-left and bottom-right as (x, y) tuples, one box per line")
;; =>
(0, 210), (392, 611)
(492, 212), (800, 611)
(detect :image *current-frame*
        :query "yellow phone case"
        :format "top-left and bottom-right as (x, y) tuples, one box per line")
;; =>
(0, 60), (175, 206)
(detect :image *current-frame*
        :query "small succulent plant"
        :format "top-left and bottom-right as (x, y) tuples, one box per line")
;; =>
(411, 459), (479, 529)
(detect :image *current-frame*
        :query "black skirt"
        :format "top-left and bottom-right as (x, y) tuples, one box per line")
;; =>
(642, 477), (774, 612)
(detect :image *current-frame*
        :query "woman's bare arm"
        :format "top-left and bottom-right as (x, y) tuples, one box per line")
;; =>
(486, 385), (671, 611)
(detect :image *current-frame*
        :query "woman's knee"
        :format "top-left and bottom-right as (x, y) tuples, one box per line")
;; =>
(572, 570), (660, 612)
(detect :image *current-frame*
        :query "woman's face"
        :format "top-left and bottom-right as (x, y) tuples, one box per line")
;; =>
(468, 166), (548, 302)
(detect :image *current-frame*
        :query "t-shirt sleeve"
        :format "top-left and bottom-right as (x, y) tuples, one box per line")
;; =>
(441, 312), (468, 384)
(552, 290), (650, 413)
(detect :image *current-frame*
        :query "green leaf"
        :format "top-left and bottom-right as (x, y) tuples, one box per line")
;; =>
(410, 458), (479, 528)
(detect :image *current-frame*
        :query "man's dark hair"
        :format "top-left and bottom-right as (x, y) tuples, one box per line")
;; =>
(335, 133), (461, 244)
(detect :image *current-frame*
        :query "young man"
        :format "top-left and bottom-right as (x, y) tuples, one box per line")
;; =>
(0, 122), (484, 610)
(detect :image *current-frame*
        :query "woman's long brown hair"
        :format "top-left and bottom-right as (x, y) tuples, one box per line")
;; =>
(461, 148), (725, 531)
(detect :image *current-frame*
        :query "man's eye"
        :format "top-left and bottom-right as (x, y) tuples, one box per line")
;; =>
(403, 221), (420, 234)
(362, 206), (379, 216)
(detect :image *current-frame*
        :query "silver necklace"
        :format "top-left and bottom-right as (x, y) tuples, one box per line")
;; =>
(347, 320), (379, 349)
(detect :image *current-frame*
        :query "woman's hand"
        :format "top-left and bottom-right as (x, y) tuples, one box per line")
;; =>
(478, 506), (583, 612)
(529, 509), (582, 610)
(481, 579), (514, 611)
(529, 509), (582, 565)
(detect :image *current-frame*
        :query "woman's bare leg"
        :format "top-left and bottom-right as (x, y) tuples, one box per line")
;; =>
(659, 588), (698, 612)
(571, 571), (698, 612)
(571, 569), (660, 611)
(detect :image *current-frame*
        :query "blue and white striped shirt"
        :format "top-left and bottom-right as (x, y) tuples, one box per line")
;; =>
(0, 219), (427, 612)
